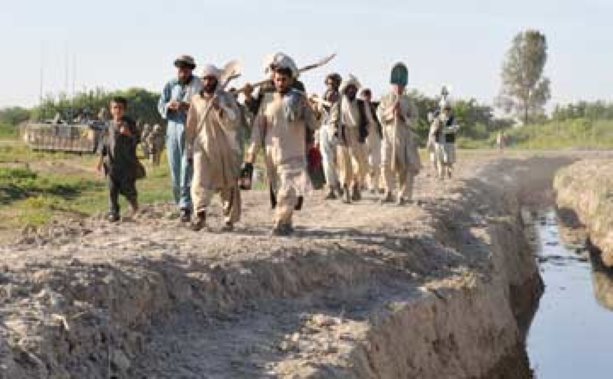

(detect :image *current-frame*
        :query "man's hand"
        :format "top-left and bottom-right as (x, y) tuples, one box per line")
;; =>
(243, 83), (254, 99)
(394, 102), (405, 122)
(168, 101), (180, 111)
(119, 125), (132, 137)
(212, 97), (221, 110)
(178, 102), (190, 112)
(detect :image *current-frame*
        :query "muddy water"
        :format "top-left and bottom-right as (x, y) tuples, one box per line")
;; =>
(526, 210), (613, 379)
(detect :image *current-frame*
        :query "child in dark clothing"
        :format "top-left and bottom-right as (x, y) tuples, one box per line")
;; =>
(96, 97), (141, 222)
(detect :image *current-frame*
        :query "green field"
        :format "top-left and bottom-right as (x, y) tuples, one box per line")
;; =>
(2, 117), (612, 233)
(505, 119), (613, 150)
(0, 139), (173, 230)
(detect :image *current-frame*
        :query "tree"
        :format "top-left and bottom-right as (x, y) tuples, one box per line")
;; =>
(31, 88), (163, 126)
(497, 30), (551, 125)
(0, 107), (31, 126)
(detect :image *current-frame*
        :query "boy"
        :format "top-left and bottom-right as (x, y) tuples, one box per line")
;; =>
(96, 97), (141, 222)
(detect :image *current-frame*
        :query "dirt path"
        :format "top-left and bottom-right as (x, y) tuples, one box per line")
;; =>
(0, 151), (601, 378)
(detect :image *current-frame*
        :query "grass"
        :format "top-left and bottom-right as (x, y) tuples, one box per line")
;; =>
(0, 123), (18, 139)
(505, 118), (613, 150)
(0, 141), (174, 228)
(7, 116), (608, 231)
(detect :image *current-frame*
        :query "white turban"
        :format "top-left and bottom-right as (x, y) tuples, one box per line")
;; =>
(266, 52), (299, 78)
(339, 74), (361, 94)
(200, 64), (223, 80)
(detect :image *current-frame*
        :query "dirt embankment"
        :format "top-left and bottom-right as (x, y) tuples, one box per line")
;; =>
(554, 160), (613, 267)
(0, 155), (571, 378)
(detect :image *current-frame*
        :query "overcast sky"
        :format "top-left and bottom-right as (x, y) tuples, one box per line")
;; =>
(1, 0), (611, 108)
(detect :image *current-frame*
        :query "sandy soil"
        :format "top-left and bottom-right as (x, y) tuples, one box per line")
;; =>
(0, 151), (597, 378)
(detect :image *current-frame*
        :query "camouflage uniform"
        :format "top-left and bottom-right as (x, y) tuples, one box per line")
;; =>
(141, 123), (153, 160)
(148, 124), (165, 166)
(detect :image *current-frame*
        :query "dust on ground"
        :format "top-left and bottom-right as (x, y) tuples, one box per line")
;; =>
(0, 151), (603, 378)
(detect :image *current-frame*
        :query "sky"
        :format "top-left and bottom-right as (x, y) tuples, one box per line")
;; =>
(0, 0), (611, 109)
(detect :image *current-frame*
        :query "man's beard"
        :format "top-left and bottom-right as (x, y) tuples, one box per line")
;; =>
(204, 83), (218, 94)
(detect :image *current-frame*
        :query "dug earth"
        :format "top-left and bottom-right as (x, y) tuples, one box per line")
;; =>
(0, 152), (597, 378)
(555, 159), (613, 267)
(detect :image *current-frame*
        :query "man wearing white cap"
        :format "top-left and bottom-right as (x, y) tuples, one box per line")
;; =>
(377, 63), (421, 205)
(186, 64), (242, 231)
(158, 55), (203, 222)
(336, 74), (369, 203)
(244, 56), (318, 236)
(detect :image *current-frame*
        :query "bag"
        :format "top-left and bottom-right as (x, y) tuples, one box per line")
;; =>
(307, 146), (325, 190)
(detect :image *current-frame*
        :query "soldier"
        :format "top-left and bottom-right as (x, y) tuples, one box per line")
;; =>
(148, 124), (165, 166)
(377, 63), (421, 205)
(98, 107), (110, 122)
(243, 56), (318, 236)
(141, 123), (153, 160)
(360, 88), (383, 193)
(158, 55), (203, 222)
(336, 74), (369, 203)
(429, 98), (459, 179)
(186, 64), (242, 232)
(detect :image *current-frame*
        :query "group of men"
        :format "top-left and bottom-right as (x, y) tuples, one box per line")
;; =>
(312, 68), (422, 205)
(155, 53), (457, 235)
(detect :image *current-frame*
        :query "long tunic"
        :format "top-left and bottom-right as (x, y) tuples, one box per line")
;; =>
(186, 90), (241, 190)
(377, 92), (421, 175)
(247, 89), (317, 225)
(337, 97), (369, 188)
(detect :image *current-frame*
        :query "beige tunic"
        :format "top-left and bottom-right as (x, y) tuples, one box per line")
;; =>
(377, 92), (421, 200)
(186, 90), (241, 222)
(247, 90), (318, 226)
(337, 97), (368, 188)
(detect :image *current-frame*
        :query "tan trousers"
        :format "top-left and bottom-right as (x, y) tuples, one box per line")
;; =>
(191, 157), (241, 223)
(337, 128), (368, 189)
(381, 137), (415, 201)
(383, 165), (415, 200)
(263, 156), (305, 228)
(366, 131), (382, 191)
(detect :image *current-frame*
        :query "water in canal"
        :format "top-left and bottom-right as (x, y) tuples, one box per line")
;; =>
(526, 209), (613, 379)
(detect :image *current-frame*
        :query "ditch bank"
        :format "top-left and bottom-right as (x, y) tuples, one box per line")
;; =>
(554, 159), (613, 267)
(0, 155), (573, 378)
